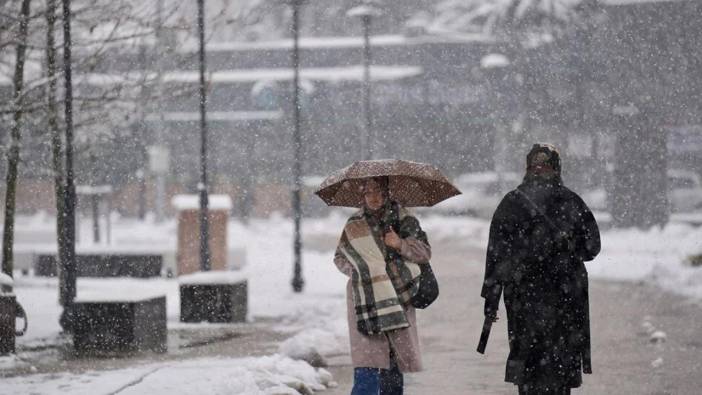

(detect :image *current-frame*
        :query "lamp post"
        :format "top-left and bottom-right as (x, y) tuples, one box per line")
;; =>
(59, 0), (77, 333)
(347, 3), (382, 160)
(197, 0), (211, 271)
(154, 0), (167, 223)
(289, 0), (306, 293)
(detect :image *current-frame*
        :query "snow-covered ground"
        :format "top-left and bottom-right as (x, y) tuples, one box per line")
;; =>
(1, 355), (335, 395)
(3, 212), (350, 394)
(2, 210), (701, 394)
(587, 222), (702, 300)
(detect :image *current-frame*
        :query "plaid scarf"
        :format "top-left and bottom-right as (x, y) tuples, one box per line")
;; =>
(337, 206), (422, 335)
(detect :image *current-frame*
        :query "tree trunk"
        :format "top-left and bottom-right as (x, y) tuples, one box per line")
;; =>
(46, 0), (69, 302)
(1, 0), (31, 280)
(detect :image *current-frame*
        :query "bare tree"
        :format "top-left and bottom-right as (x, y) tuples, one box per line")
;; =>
(1, 0), (30, 280)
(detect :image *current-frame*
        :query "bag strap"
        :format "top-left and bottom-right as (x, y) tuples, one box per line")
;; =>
(514, 189), (567, 236)
(15, 299), (27, 337)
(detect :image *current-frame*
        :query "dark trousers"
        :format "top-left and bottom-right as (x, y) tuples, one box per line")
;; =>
(518, 384), (571, 395)
(351, 356), (403, 395)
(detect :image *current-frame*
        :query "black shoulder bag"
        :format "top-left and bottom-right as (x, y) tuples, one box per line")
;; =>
(384, 202), (439, 309)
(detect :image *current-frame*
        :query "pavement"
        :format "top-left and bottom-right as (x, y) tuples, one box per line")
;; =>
(4, 233), (702, 395)
(323, 239), (702, 395)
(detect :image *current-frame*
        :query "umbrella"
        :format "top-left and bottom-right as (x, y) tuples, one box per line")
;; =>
(315, 159), (461, 208)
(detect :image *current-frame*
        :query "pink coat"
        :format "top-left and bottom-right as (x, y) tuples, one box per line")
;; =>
(334, 236), (431, 373)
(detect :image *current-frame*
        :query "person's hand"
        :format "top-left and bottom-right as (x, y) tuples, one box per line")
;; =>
(487, 314), (499, 323)
(384, 229), (402, 250)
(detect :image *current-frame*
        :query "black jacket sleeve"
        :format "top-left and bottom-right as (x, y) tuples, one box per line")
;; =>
(571, 194), (601, 262)
(482, 193), (518, 315)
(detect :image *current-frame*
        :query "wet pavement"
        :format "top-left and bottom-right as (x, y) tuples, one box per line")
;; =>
(324, 239), (702, 395)
(4, 235), (702, 395)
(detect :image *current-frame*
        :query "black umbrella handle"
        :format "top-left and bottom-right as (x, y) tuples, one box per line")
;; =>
(477, 317), (493, 354)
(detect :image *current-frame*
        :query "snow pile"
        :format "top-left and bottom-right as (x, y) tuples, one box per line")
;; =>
(0, 272), (13, 287)
(0, 355), (29, 371)
(649, 330), (667, 344)
(1, 354), (334, 395)
(277, 308), (349, 367)
(0, 272), (13, 294)
(279, 328), (338, 367)
(641, 317), (656, 335)
(587, 223), (702, 300)
(651, 357), (664, 369)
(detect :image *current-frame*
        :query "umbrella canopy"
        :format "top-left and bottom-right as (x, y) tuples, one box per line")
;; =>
(315, 159), (461, 208)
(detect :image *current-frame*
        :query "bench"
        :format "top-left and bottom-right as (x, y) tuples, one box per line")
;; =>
(179, 271), (247, 323)
(72, 294), (167, 355)
(35, 254), (162, 278)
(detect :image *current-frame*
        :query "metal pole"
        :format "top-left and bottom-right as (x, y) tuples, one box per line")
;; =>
(362, 14), (372, 160)
(291, 0), (304, 293)
(154, 0), (166, 223)
(106, 196), (112, 245)
(91, 193), (99, 243)
(137, 169), (146, 220)
(90, 153), (99, 244)
(197, 0), (211, 271)
(60, 0), (77, 332)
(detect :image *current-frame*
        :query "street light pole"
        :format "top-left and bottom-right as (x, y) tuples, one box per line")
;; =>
(362, 14), (372, 160)
(347, 3), (381, 160)
(290, 0), (304, 293)
(59, 0), (77, 332)
(197, 0), (211, 272)
(154, 0), (167, 223)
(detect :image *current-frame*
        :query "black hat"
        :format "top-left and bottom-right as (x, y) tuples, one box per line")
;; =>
(526, 143), (561, 174)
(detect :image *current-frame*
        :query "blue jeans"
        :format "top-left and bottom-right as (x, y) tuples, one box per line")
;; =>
(351, 360), (403, 395)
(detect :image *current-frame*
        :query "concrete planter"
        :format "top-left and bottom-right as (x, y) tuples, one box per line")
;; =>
(72, 295), (167, 355)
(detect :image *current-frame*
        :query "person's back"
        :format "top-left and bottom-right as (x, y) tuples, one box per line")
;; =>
(482, 144), (601, 395)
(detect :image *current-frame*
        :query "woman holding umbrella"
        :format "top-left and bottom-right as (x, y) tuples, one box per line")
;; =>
(316, 160), (460, 395)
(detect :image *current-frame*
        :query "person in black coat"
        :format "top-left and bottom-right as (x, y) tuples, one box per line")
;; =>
(482, 143), (601, 395)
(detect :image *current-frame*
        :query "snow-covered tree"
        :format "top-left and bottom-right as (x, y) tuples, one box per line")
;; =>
(430, 0), (582, 40)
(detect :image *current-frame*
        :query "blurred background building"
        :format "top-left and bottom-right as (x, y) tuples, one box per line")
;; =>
(0, 0), (700, 226)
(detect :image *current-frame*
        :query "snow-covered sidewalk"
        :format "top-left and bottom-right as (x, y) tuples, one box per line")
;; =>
(2, 213), (351, 394)
(2, 355), (334, 395)
(2, 211), (701, 394)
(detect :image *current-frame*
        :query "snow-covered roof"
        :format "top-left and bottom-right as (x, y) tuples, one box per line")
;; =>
(163, 66), (423, 83)
(145, 111), (282, 123)
(65, 66), (422, 88)
(172, 194), (233, 211)
(178, 270), (247, 285)
(180, 33), (494, 53)
(601, 0), (684, 5)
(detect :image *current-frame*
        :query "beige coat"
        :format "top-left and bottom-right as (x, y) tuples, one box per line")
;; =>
(334, 236), (431, 373)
